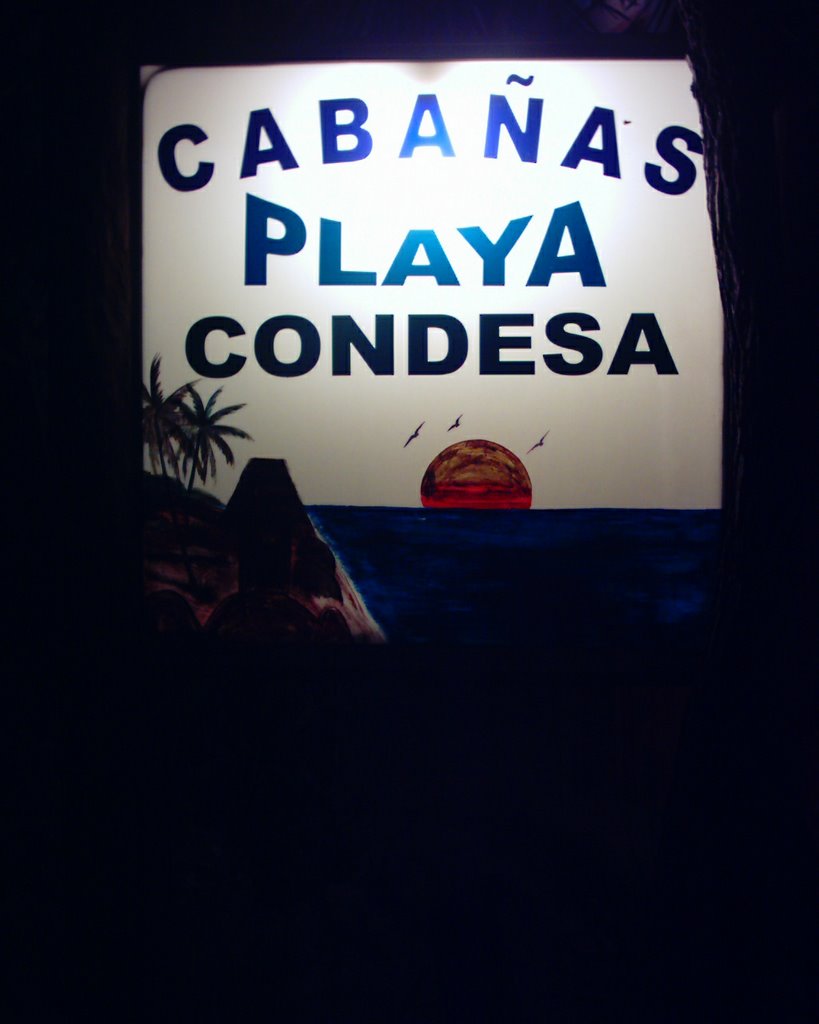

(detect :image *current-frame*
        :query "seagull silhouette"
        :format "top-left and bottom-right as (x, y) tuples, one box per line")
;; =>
(447, 414), (463, 432)
(403, 421), (424, 447)
(526, 430), (549, 454)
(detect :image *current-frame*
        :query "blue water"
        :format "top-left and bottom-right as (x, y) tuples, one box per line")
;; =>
(308, 507), (721, 650)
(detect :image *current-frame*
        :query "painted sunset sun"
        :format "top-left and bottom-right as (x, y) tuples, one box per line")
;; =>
(421, 439), (532, 509)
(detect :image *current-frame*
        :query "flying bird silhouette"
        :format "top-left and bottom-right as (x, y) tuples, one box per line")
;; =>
(447, 414), (463, 431)
(403, 422), (424, 447)
(526, 430), (550, 454)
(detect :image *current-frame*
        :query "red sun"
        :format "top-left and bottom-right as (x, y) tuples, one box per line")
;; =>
(420, 439), (532, 509)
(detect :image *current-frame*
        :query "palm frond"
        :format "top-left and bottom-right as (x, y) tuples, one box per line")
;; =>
(183, 383), (206, 417)
(149, 355), (162, 401)
(211, 402), (247, 423)
(211, 432), (236, 465)
(145, 443), (161, 474)
(205, 387), (224, 416)
(168, 385), (195, 407)
(188, 444), (210, 482)
(215, 424), (253, 441)
(176, 402), (197, 427)
(164, 437), (183, 478)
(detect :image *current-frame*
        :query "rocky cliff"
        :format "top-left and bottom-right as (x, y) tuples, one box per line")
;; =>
(143, 459), (385, 643)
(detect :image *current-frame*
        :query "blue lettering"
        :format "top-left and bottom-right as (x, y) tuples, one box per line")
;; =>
(458, 216), (532, 285)
(607, 314), (678, 374)
(480, 314), (535, 375)
(399, 95), (455, 158)
(543, 313), (603, 375)
(185, 317), (246, 377)
(561, 107), (620, 178)
(408, 316), (467, 375)
(484, 95), (543, 163)
(157, 125), (214, 192)
(319, 219), (377, 285)
(645, 126), (703, 196)
(383, 230), (459, 286)
(527, 202), (606, 287)
(332, 315), (394, 375)
(240, 109), (298, 178)
(320, 99), (373, 164)
(255, 316), (320, 377)
(245, 195), (306, 286)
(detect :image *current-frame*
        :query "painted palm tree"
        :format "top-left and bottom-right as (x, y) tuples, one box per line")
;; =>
(142, 354), (199, 589)
(142, 354), (196, 482)
(180, 385), (253, 493)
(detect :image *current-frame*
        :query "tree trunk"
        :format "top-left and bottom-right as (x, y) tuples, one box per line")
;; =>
(655, 4), (818, 1018)
(157, 426), (198, 591)
(185, 436), (201, 493)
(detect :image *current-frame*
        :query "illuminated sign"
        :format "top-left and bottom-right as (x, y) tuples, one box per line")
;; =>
(142, 61), (722, 645)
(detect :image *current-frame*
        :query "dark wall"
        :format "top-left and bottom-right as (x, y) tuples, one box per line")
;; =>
(661, 4), (817, 1018)
(8, 3), (815, 1021)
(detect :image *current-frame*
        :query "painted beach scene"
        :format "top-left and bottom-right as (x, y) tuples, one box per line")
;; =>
(142, 356), (719, 661)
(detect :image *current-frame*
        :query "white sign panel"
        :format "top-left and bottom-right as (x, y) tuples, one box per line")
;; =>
(143, 60), (721, 510)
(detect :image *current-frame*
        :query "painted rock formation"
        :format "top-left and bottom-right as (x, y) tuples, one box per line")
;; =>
(143, 458), (384, 643)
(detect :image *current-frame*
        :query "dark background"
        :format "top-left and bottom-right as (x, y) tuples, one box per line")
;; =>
(7, 2), (816, 1020)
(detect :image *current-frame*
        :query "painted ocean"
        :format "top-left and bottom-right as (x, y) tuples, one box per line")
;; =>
(308, 507), (721, 656)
